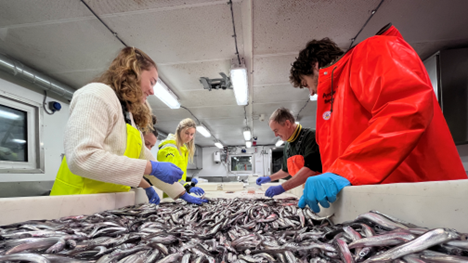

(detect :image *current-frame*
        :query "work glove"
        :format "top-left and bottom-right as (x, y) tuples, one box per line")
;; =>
(265, 185), (285, 198)
(144, 186), (160, 205)
(256, 176), (271, 186)
(180, 192), (208, 205)
(189, 187), (205, 196)
(149, 160), (183, 184)
(298, 172), (351, 213)
(191, 178), (199, 185)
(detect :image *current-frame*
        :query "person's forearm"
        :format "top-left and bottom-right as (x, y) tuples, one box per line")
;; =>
(144, 161), (152, 175)
(139, 178), (151, 189)
(270, 170), (290, 181)
(282, 167), (319, 191)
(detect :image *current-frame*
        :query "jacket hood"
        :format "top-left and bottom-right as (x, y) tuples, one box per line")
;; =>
(159, 133), (177, 148)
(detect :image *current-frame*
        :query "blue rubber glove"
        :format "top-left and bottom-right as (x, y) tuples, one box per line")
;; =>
(256, 176), (271, 186)
(298, 172), (351, 213)
(180, 192), (208, 205)
(149, 160), (183, 184)
(144, 187), (160, 205)
(189, 187), (205, 196)
(265, 185), (285, 198)
(191, 178), (198, 185)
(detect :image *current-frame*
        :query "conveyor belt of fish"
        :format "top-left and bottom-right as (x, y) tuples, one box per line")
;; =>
(1, 197), (467, 263)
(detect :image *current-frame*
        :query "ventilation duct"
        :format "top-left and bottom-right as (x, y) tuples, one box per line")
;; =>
(0, 53), (170, 138)
(0, 53), (75, 100)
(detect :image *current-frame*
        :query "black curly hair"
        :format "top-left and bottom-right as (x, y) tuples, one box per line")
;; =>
(290, 38), (344, 88)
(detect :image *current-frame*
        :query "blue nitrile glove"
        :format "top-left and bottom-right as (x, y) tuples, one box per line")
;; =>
(256, 176), (271, 186)
(189, 187), (205, 196)
(180, 192), (209, 205)
(298, 172), (351, 213)
(144, 187), (160, 205)
(149, 160), (183, 184)
(265, 185), (285, 198)
(191, 178), (198, 185)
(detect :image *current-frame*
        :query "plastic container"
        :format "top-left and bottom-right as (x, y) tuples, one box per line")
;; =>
(222, 182), (243, 192)
(248, 174), (259, 184)
(2, 180), (468, 233)
(198, 183), (221, 191)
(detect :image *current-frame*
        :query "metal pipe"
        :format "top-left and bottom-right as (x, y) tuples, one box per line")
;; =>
(0, 53), (75, 100)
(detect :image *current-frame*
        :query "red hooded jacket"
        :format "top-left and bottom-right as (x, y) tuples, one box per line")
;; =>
(316, 25), (466, 185)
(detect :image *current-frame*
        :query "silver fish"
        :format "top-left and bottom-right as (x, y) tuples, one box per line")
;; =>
(5, 237), (61, 255)
(348, 231), (415, 249)
(155, 252), (182, 263)
(420, 250), (468, 262)
(117, 250), (149, 263)
(363, 228), (459, 263)
(335, 238), (354, 263)
(357, 212), (408, 230)
(402, 253), (427, 263)
(0, 253), (51, 263)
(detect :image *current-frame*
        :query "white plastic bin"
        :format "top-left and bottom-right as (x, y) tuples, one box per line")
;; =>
(197, 183), (221, 191)
(223, 182), (244, 191)
(291, 179), (468, 233)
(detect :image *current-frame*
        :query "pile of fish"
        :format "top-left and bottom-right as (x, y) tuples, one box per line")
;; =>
(1, 197), (468, 263)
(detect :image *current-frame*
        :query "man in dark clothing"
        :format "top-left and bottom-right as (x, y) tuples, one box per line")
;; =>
(257, 107), (322, 197)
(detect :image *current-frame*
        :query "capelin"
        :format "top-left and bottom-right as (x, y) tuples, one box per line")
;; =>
(356, 212), (409, 231)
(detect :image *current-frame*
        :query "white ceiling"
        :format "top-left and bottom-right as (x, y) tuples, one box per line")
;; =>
(1, 0), (468, 147)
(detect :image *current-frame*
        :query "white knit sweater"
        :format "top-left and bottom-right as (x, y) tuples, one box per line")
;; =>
(64, 82), (184, 198)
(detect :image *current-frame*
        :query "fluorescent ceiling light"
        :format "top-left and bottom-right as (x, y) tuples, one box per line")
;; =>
(310, 94), (318, 101)
(214, 141), (224, 149)
(0, 109), (20, 120)
(154, 79), (180, 109)
(230, 67), (248, 105)
(243, 127), (251, 141)
(196, 124), (211, 138)
(246, 141), (252, 148)
(275, 139), (284, 147)
(12, 139), (26, 144)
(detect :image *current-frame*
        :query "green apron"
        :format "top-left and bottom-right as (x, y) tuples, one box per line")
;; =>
(50, 123), (142, 195)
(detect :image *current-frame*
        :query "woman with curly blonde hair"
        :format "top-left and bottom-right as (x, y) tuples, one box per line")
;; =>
(50, 47), (194, 204)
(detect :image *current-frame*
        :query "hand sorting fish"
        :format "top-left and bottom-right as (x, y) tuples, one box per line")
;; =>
(1, 197), (468, 263)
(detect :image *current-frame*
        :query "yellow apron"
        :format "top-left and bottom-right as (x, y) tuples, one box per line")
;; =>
(50, 124), (142, 195)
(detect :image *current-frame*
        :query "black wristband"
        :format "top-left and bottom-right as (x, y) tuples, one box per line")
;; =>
(184, 184), (193, 193)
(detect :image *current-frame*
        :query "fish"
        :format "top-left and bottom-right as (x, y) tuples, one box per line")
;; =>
(1, 198), (466, 263)
(356, 212), (409, 230)
(420, 250), (468, 262)
(0, 252), (51, 263)
(363, 228), (459, 263)
(348, 231), (415, 249)
(335, 238), (354, 263)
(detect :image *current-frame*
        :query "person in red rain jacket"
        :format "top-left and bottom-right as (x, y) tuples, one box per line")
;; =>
(289, 23), (467, 213)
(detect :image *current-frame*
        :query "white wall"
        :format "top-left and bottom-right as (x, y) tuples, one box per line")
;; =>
(0, 71), (70, 182)
(195, 145), (275, 178)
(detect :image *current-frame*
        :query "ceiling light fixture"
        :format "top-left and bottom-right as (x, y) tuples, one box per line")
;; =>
(275, 139), (284, 147)
(196, 123), (211, 138)
(310, 94), (318, 101)
(246, 140), (252, 148)
(230, 67), (248, 106)
(0, 109), (20, 120)
(243, 127), (252, 141)
(214, 140), (224, 149)
(154, 79), (180, 109)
